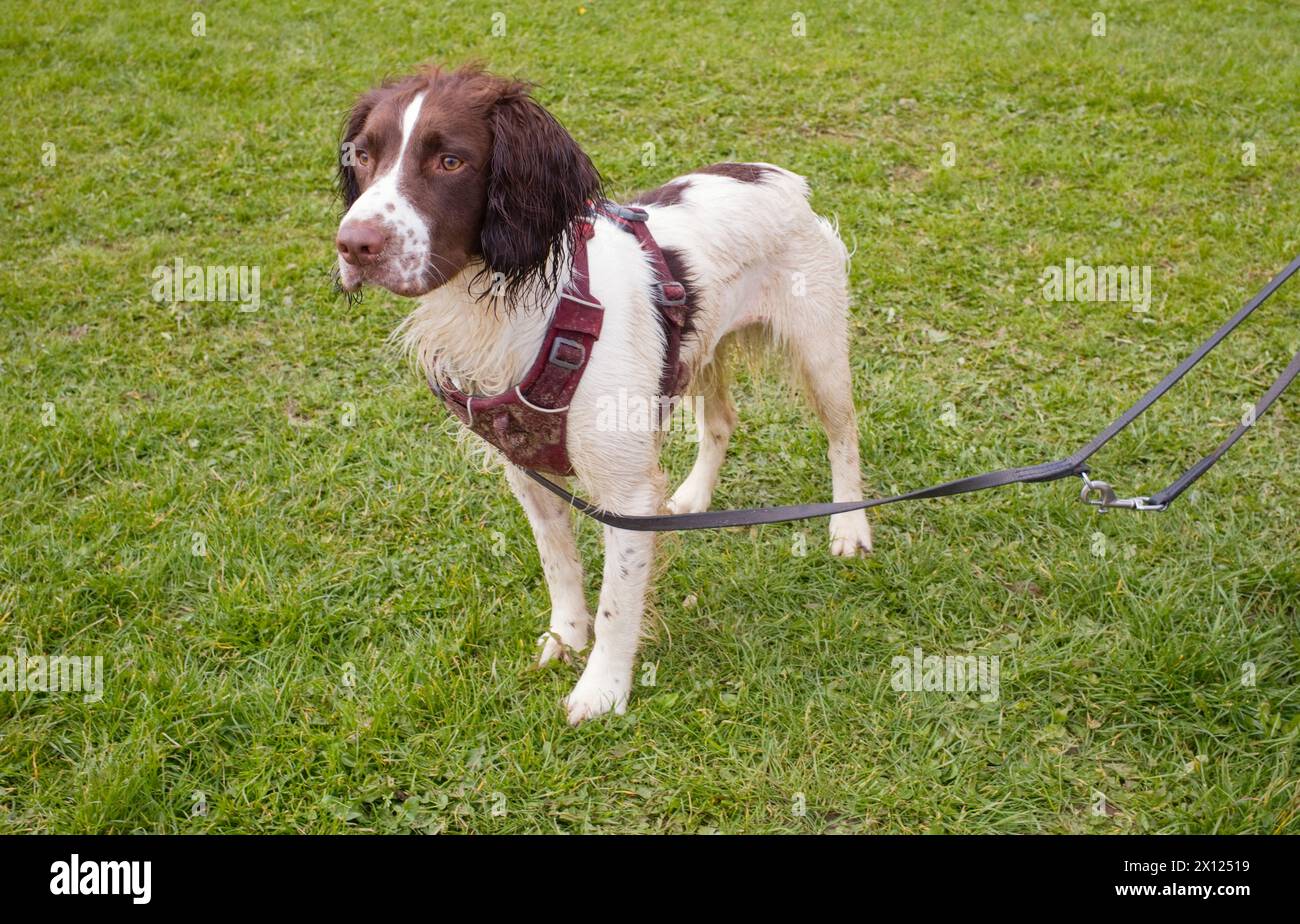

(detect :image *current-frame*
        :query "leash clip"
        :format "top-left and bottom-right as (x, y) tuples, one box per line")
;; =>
(1079, 473), (1167, 512)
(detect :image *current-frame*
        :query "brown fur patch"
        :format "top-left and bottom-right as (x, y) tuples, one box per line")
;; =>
(630, 179), (690, 208)
(691, 163), (775, 183)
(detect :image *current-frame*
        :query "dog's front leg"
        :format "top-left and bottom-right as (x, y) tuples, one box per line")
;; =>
(564, 477), (664, 725)
(503, 464), (590, 665)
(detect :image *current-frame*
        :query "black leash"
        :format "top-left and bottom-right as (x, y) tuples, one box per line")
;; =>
(526, 253), (1300, 531)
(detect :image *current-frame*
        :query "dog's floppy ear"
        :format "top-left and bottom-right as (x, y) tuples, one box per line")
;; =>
(337, 92), (377, 212)
(480, 83), (603, 304)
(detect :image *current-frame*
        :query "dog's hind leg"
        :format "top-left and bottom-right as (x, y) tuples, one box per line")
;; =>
(772, 231), (874, 557)
(787, 327), (874, 556)
(667, 349), (738, 514)
(504, 464), (591, 665)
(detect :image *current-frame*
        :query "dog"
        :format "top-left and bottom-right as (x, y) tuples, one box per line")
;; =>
(335, 64), (873, 724)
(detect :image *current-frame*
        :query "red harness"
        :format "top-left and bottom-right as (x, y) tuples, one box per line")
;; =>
(429, 202), (689, 476)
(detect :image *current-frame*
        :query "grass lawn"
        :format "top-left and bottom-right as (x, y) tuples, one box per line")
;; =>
(1, 0), (1297, 834)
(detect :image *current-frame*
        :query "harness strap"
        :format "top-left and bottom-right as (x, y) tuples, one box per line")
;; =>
(596, 203), (690, 396)
(525, 252), (1300, 530)
(519, 217), (602, 408)
(432, 218), (604, 475)
(435, 220), (602, 415)
(430, 203), (689, 476)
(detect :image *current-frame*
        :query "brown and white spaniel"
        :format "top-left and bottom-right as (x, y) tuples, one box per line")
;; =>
(335, 64), (873, 724)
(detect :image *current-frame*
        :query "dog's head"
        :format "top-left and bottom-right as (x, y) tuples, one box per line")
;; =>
(335, 64), (602, 303)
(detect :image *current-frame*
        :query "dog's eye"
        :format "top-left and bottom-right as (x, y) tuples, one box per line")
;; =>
(440, 154), (464, 172)
(354, 149), (370, 167)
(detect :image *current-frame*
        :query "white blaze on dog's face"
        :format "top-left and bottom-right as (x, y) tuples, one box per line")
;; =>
(334, 66), (603, 302)
(335, 77), (490, 297)
(337, 93), (430, 294)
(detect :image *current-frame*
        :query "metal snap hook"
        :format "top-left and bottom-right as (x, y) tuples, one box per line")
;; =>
(1080, 474), (1119, 509)
(1079, 473), (1167, 512)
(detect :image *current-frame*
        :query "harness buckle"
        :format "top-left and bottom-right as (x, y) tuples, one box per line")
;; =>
(548, 336), (586, 371)
(600, 203), (648, 223)
(655, 281), (688, 307)
(1079, 473), (1168, 512)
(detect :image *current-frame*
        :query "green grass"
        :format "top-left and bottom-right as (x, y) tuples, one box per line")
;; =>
(1, 0), (1298, 833)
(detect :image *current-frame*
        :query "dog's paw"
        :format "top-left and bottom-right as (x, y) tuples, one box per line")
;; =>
(829, 511), (873, 558)
(537, 634), (572, 667)
(536, 625), (587, 668)
(563, 667), (630, 725)
(667, 479), (712, 515)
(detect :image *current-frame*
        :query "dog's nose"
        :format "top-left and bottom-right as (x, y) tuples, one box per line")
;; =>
(336, 221), (387, 266)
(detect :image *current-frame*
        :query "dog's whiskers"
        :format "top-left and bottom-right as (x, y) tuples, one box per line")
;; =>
(330, 263), (364, 308)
